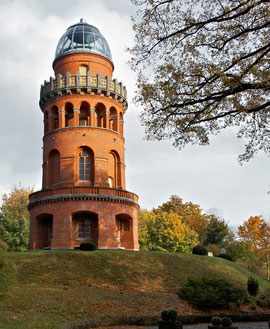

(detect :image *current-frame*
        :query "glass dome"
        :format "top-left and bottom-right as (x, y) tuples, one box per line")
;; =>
(55, 19), (112, 61)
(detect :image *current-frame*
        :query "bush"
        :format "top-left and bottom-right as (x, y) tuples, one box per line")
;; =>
(217, 253), (233, 261)
(79, 242), (97, 251)
(249, 297), (257, 310)
(221, 317), (232, 327)
(192, 245), (207, 255)
(178, 276), (246, 310)
(161, 309), (178, 322)
(211, 316), (222, 325)
(247, 277), (259, 296)
(256, 290), (270, 307)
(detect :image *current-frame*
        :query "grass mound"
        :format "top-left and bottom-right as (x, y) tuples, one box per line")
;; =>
(0, 250), (269, 329)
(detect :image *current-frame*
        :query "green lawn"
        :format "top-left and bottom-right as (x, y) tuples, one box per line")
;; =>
(0, 250), (269, 329)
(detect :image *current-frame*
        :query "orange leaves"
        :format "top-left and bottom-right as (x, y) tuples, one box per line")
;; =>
(238, 216), (270, 251)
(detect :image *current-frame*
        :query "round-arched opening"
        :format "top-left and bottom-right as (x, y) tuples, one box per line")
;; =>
(51, 105), (59, 129)
(48, 149), (60, 187)
(80, 101), (90, 126)
(36, 213), (53, 249)
(116, 213), (133, 249)
(109, 107), (118, 131)
(72, 211), (98, 246)
(108, 150), (121, 188)
(65, 102), (74, 127)
(77, 146), (94, 184)
(95, 103), (106, 128)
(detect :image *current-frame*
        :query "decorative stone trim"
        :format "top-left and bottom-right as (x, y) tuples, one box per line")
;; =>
(40, 72), (128, 110)
(28, 193), (139, 209)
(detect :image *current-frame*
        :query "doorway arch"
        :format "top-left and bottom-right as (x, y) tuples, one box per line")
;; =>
(72, 211), (98, 245)
(36, 213), (53, 249)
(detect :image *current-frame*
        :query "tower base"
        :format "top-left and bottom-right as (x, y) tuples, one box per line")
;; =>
(28, 187), (139, 251)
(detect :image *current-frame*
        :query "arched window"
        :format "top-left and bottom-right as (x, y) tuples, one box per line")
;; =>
(80, 101), (90, 126)
(108, 151), (121, 188)
(65, 102), (74, 127)
(72, 211), (98, 243)
(95, 103), (106, 128)
(52, 106), (59, 129)
(79, 150), (90, 181)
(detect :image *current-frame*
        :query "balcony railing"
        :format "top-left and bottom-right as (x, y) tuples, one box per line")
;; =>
(29, 186), (139, 207)
(40, 72), (128, 109)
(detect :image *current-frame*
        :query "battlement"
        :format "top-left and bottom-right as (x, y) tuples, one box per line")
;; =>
(40, 72), (127, 110)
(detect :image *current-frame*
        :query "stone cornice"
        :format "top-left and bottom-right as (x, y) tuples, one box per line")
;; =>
(28, 193), (139, 210)
(28, 186), (139, 210)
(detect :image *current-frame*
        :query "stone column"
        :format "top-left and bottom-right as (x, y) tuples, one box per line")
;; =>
(119, 119), (124, 135)
(73, 107), (80, 126)
(58, 109), (65, 128)
(105, 110), (110, 128)
(115, 115), (120, 132)
(90, 107), (96, 126)
(48, 114), (55, 131)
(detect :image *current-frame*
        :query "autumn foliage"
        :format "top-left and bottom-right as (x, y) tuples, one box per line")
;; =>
(0, 185), (33, 251)
(139, 210), (198, 252)
(238, 216), (270, 280)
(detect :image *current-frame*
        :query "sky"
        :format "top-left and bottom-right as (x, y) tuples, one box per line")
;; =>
(0, 0), (269, 229)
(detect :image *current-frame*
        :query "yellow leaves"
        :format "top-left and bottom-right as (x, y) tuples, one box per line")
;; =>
(139, 209), (199, 252)
(1, 185), (33, 219)
(238, 216), (270, 251)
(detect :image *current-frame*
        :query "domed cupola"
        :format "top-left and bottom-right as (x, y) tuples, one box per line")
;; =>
(54, 18), (112, 62)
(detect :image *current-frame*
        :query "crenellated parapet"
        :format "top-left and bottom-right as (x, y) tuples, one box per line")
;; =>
(40, 72), (128, 110)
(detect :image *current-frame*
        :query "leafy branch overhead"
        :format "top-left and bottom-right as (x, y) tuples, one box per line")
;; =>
(130, 0), (270, 161)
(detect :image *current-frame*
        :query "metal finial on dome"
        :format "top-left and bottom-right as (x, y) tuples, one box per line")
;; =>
(54, 20), (112, 62)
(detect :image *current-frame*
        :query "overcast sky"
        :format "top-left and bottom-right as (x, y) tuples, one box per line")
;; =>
(0, 0), (269, 229)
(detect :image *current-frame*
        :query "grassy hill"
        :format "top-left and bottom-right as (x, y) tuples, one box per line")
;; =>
(0, 250), (269, 329)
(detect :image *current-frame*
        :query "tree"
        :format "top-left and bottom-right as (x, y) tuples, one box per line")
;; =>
(238, 216), (270, 280)
(139, 209), (199, 252)
(130, 0), (270, 161)
(158, 195), (208, 241)
(203, 214), (230, 246)
(0, 185), (33, 251)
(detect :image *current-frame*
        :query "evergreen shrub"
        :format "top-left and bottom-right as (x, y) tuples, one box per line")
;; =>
(161, 309), (178, 322)
(211, 316), (222, 325)
(217, 253), (233, 261)
(247, 277), (259, 296)
(178, 277), (246, 310)
(79, 242), (97, 251)
(221, 317), (232, 327)
(256, 290), (270, 307)
(192, 245), (207, 255)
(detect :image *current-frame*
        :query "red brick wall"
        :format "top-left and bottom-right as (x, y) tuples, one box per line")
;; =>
(29, 49), (139, 251)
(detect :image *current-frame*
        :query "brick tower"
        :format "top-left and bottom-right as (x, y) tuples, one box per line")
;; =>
(28, 19), (139, 250)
